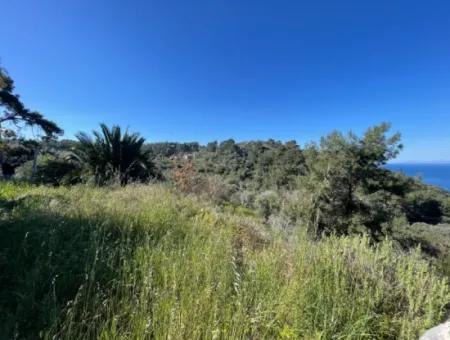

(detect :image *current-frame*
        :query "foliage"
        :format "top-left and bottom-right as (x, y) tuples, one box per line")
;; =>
(193, 139), (306, 190)
(298, 123), (405, 237)
(404, 185), (448, 224)
(143, 124), (449, 238)
(15, 153), (81, 185)
(144, 141), (200, 157)
(172, 161), (235, 203)
(4, 122), (449, 233)
(1, 61), (450, 338)
(171, 162), (198, 192)
(392, 221), (450, 277)
(0, 66), (63, 180)
(254, 190), (281, 220)
(0, 183), (449, 339)
(75, 124), (155, 185)
(0, 137), (37, 177)
(0, 67), (62, 136)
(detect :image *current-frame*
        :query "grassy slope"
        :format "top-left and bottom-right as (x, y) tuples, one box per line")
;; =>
(0, 183), (449, 339)
(394, 222), (450, 278)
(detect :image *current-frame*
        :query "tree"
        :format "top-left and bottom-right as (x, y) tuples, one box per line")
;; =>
(192, 139), (306, 190)
(0, 136), (38, 179)
(206, 141), (218, 152)
(0, 66), (63, 178)
(0, 67), (62, 136)
(301, 123), (404, 238)
(75, 124), (154, 185)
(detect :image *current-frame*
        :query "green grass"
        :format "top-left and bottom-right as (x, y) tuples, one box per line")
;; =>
(0, 180), (33, 200)
(0, 183), (449, 339)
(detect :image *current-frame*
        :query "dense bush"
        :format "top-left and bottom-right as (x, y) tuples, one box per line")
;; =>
(15, 154), (81, 185)
(405, 187), (446, 224)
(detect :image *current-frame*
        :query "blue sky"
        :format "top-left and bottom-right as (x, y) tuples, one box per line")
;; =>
(1, 0), (450, 161)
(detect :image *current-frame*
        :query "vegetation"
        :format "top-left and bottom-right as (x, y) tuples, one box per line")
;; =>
(1, 184), (449, 339)
(74, 124), (156, 186)
(0, 66), (62, 179)
(0, 68), (62, 137)
(192, 139), (306, 190)
(2, 66), (450, 338)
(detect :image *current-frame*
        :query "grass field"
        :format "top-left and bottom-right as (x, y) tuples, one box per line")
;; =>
(1, 183), (449, 339)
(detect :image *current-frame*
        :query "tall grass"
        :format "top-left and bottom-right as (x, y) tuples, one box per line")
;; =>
(0, 183), (449, 339)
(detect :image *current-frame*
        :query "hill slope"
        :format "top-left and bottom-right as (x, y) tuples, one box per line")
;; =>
(1, 183), (449, 339)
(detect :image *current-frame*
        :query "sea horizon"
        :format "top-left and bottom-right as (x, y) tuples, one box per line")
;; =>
(388, 160), (450, 164)
(386, 162), (450, 191)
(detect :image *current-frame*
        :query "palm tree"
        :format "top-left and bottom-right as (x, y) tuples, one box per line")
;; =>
(75, 124), (153, 185)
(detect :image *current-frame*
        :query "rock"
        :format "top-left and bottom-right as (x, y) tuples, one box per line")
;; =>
(420, 321), (450, 340)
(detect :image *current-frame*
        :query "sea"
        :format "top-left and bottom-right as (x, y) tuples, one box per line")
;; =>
(385, 163), (450, 192)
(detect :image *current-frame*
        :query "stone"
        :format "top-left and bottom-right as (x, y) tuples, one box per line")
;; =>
(420, 322), (450, 340)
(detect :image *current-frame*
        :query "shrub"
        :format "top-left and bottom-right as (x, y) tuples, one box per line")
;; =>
(233, 189), (256, 208)
(254, 190), (281, 220)
(15, 154), (81, 185)
(172, 162), (235, 203)
(405, 189), (443, 224)
(172, 162), (199, 193)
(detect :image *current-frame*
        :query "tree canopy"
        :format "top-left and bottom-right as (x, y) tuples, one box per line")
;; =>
(301, 123), (405, 237)
(0, 67), (62, 136)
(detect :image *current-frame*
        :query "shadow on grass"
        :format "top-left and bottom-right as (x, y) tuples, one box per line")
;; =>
(0, 203), (150, 339)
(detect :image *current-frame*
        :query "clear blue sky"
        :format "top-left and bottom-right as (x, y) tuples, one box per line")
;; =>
(2, 0), (450, 161)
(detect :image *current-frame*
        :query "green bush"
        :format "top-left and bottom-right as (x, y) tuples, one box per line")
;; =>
(254, 190), (281, 220)
(14, 154), (81, 185)
(405, 188), (445, 224)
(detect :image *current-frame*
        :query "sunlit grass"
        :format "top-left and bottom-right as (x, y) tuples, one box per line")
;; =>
(1, 183), (449, 339)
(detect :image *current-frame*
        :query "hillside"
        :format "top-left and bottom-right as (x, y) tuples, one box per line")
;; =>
(1, 183), (449, 339)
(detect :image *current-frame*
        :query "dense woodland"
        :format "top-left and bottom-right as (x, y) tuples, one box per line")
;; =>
(2, 65), (450, 338)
